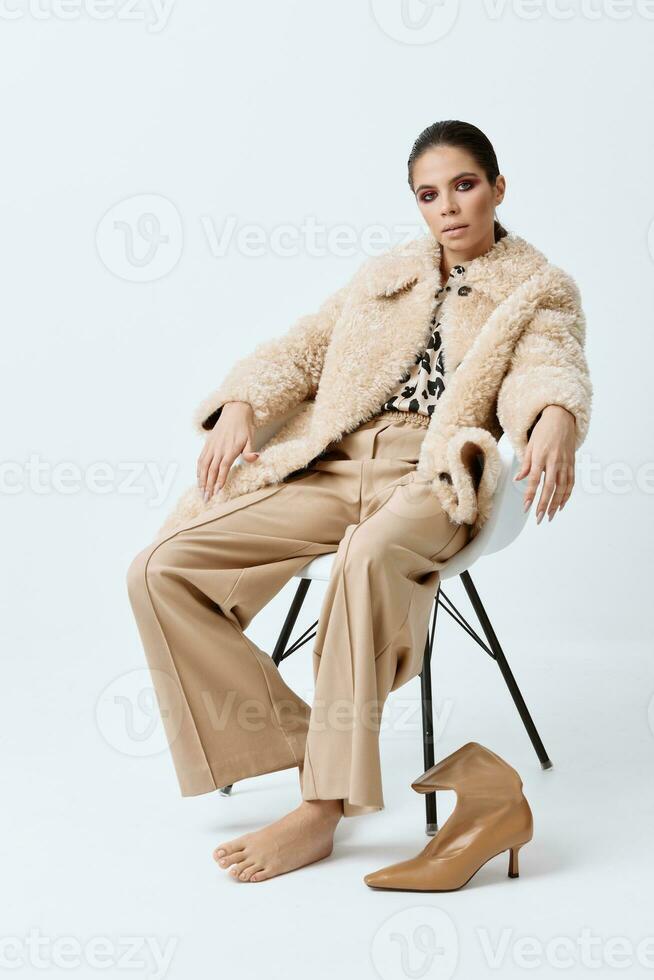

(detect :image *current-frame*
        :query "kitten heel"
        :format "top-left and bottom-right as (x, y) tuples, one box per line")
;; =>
(508, 843), (524, 878)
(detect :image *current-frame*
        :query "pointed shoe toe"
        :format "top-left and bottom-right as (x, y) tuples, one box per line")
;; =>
(364, 857), (429, 891)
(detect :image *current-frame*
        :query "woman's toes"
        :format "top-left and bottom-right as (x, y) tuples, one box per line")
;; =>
(249, 865), (273, 882)
(244, 865), (264, 882)
(218, 849), (247, 869)
(213, 839), (245, 864)
(213, 837), (245, 857)
(230, 858), (251, 879)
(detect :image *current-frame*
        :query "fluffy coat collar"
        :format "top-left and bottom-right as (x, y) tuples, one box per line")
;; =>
(359, 230), (550, 303)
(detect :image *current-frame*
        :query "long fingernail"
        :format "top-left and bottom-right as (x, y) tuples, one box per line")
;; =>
(536, 512), (543, 524)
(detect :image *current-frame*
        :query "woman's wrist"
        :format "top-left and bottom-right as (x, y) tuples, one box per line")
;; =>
(541, 403), (575, 422)
(221, 400), (254, 414)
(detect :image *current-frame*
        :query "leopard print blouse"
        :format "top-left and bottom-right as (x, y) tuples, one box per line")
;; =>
(379, 262), (471, 418)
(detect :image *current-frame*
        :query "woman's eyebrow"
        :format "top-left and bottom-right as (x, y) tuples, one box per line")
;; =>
(414, 172), (478, 193)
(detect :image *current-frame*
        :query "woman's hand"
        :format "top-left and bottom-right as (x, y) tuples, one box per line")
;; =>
(513, 405), (577, 523)
(197, 401), (259, 503)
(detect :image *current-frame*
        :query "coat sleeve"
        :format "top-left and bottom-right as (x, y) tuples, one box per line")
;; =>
(192, 279), (352, 435)
(495, 298), (593, 458)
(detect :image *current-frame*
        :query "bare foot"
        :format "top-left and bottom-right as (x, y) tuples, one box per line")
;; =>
(213, 798), (342, 882)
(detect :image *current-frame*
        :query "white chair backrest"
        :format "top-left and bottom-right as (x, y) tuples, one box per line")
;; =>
(439, 434), (528, 579)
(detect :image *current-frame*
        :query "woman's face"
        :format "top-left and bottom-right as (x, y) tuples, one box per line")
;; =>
(411, 144), (505, 257)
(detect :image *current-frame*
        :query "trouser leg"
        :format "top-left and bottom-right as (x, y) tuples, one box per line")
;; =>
(300, 459), (470, 818)
(125, 480), (347, 796)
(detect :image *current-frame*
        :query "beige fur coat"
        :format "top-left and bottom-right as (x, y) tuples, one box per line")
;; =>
(157, 231), (592, 541)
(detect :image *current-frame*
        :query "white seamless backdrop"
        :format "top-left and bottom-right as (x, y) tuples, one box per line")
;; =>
(1, 3), (652, 980)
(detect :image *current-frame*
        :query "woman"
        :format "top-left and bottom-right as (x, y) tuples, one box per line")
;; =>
(126, 120), (592, 884)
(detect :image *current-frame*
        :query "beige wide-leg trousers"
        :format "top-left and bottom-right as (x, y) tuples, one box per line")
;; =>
(126, 411), (471, 817)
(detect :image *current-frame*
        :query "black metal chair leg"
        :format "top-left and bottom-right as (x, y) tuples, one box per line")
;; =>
(459, 570), (553, 770)
(418, 589), (441, 835)
(419, 633), (438, 836)
(272, 578), (312, 667)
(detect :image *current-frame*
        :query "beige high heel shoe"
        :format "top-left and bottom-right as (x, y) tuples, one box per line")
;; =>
(364, 741), (533, 892)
